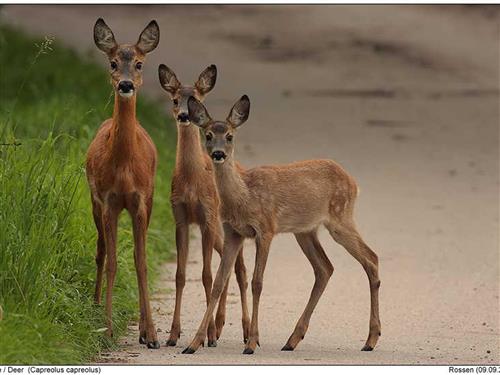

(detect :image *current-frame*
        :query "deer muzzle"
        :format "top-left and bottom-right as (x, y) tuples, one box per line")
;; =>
(118, 80), (135, 98)
(211, 150), (227, 163)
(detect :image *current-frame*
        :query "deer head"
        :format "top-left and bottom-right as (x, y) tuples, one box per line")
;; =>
(158, 64), (217, 125)
(93, 18), (159, 99)
(187, 95), (250, 163)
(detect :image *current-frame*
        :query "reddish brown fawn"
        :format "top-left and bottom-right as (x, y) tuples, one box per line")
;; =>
(182, 95), (381, 354)
(158, 65), (250, 347)
(86, 18), (160, 349)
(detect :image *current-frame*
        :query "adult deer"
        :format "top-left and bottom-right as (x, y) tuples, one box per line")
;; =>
(182, 95), (381, 354)
(158, 65), (249, 347)
(86, 18), (160, 349)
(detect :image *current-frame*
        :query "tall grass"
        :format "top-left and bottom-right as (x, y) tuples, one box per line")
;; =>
(0, 23), (176, 364)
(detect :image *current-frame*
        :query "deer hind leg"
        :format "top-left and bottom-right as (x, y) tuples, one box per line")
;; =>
(243, 234), (272, 355)
(131, 194), (159, 349)
(200, 222), (219, 347)
(102, 203), (119, 338)
(213, 232), (230, 341)
(166, 203), (189, 347)
(326, 221), (381, 351)
(282, 231), (334, 351)
(92, 199), (106, 305)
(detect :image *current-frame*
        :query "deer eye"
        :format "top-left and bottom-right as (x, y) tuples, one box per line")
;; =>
(110, 61), (118, 70)
(173, 99), (179, 106)
(226, 134), (233, 142)
(205, 133), (213, 141)
(135, 62), (143, 70)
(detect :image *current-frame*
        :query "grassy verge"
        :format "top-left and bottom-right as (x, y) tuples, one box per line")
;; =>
(0, 23), (175, 364)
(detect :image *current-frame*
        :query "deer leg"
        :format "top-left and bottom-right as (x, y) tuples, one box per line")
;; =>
(213, 233), (230, 341)
(138, 196), (153, 344)
(102, 205), (118, 338)
(327, 221), (381, 351)
(243, 234), (272, 355)
(282, 232), (333, 351)
(131, 199), (159, 349)
(200, 223), (218, 347)
(182, 225), (244, 354)
(92, 199), (106, 305)
(166, 203), (189, 347)
(234, 247), (250, 343)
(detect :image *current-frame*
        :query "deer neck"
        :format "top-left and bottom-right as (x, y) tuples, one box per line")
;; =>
(214, 157), (250, 209)
(175, 123), (205, 174)
(109, 94), (137, 164)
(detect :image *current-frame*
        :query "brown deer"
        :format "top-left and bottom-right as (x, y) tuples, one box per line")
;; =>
(181, 95), (381, 354)
(86, 18), (160, 349)
(158, 65), (250, 347)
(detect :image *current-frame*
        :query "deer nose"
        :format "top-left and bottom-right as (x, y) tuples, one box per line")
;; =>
(177, 113), (189, 123)
(211, 151), (226, 162)
(118, 80), (134, 93)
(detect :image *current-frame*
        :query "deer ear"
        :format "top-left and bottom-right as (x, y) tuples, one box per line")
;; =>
(188, 96), (211, 129)
(227, 95), (250, 128)
(136, 20), (160, 53)
(195, 64), (217, 95)
(94, 18), (117, 54)
(158, 64), (180, 94)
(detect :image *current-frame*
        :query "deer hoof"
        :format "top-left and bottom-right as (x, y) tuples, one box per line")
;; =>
(166, 339), (177, 347)
(182, 347), (196, 354)
(361, 345), (373, 351)
(281, 344), (294, 351)
(139, 336), (147, 345)
(242, 347), (254, 355)
(147, 340), (160, 349)
(216, 328), (224, 340)
(207, 340), (217, 347)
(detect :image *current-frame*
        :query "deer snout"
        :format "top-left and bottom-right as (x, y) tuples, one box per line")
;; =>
(177, 113), (189, 123)
(118, 80), (135, 97)
(211, 150), (227, 163)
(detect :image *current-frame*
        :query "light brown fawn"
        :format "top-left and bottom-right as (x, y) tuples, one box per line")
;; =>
(182, 95), (381, 354)
(158, 65), (250, 347)
(86, 18), (160, 349)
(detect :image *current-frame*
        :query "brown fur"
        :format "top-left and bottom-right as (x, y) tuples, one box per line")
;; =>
(158, 65), (250, 346)
(86, 18), (160, 349)
(182, 96), (381, 354)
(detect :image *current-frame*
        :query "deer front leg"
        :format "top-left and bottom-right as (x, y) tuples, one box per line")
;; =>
(91, 199), (106, 305)
(215, 225), (249, 343)
(213, 231), (230, 340)
(182, 225), (244, 354)
(166, 203), (189, 347)
(102, 204), (118, 338)
(215, 272), (230, 341)
(243, 234), (272, 355)
(200, 222), (218, 347)
(234, 247), (250, 343)
(131, 198), (159, 349)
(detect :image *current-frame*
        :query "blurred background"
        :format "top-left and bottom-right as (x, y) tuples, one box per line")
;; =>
(0, 4), (498, 365)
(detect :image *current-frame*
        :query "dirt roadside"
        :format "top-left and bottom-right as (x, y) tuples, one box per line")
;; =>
(2, 5), (498, 364)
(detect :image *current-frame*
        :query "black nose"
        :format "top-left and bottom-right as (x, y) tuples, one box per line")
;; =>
(211, 151), (226, 161)
(118, 81), (134, 93)
(177, 113), (189, 122)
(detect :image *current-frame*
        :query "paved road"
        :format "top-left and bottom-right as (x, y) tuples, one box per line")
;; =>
(3, 5), (499, 364)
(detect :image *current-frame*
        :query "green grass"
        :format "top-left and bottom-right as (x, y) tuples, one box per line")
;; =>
(0, 23), (176, 364)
